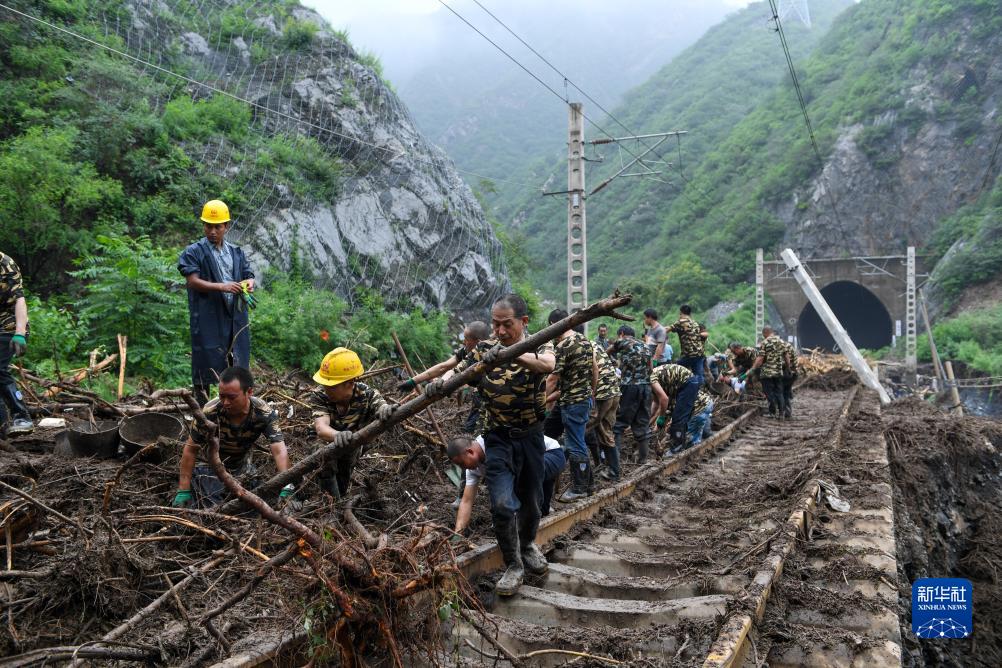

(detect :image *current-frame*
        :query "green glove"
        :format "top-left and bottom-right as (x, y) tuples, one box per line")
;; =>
(9, 334), (26, 357)
(397, 378), (417, 392)
(279, 483), (295, 498)
(656, 415), (667, 428)
(172, 489), (193, 507)
(738, 372), (747, 381)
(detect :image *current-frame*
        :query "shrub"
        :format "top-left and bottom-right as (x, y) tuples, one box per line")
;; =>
(282, 18), (316, 51)
(163, 95), (252, 141)
(70, 234), (189, 384)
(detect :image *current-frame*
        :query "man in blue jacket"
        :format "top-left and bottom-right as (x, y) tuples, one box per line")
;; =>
(178, 200), (255, 405)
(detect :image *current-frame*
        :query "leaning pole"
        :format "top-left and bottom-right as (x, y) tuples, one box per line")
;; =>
(780, 248), (891, 404)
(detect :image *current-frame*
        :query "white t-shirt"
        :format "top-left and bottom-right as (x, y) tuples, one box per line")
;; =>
(465, 435), (561, 487)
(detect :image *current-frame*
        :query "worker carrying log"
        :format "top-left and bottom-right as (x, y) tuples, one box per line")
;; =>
(0, 251), (32, 435)
(749, 326), (793, 419)
(666, 304), (709, 385)
(448, 433), (566, 536)
(396, 320), (491, 433)
(310, 347), (395, 498)
(424, 293), (556, 596)
(608, 325), (653, 467)
(650, 363), (714, 454)
(174, 367), (295, 509)
(177, 200), (256, 406)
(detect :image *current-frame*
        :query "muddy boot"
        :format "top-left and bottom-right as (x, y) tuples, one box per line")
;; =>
(783, 405), (793, 420)
(635, 434), (649, 465)
(559, 458), (590, 502)
(495, 524), (524, 596)
(521, 542), (548, 576)
(0, 382), (32, 434)
(601, 445), (620, 481)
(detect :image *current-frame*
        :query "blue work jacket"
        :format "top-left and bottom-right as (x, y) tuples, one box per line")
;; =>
(177, 238), (254, 386)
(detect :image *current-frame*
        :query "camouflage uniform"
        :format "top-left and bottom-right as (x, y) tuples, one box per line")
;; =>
(0, 253), (31, 431)
(587, 345), (621, 470)
(727, 347), (758, 373)
(651, 363), (705, 446)
(188, 396), (284, 505)
(553, 332), (594, 407)
(667, 316), (707, 384)
(608, 336), (652, 468)
(453, 337), (553, 567)
(758, 335), (789, 417)
(309, 382), (388, 496)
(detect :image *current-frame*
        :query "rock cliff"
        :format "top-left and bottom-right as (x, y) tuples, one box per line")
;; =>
(130, 0), (509, 313)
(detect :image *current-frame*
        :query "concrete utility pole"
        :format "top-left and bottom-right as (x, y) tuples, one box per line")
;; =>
(567, 102), (587, 315)
(780, 248), (891, 404)
(905, 246), (917, 384)
(755, 249), (765, 345)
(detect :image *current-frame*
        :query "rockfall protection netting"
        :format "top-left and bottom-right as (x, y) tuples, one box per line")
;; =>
(2, 0), (510, 312)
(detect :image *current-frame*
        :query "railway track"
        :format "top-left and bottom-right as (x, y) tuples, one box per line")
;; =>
(453, 385), (903, 666)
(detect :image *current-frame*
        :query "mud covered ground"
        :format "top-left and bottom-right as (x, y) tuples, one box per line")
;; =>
(885, 399), (1002, 667)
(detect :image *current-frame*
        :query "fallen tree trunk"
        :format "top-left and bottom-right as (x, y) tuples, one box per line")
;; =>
(219, 292), (632, 514)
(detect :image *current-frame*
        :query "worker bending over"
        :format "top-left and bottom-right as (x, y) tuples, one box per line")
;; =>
(650, 363), (709, 453)
(449, 433), (566, 536)
(174, 367), (295, 509)
(310, 347), (395, 498)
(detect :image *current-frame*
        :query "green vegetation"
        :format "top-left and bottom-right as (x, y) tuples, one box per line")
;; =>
(919, 305), (1002, 376)
(503, 0), (1001, 342)
(0, 0), (455, 392)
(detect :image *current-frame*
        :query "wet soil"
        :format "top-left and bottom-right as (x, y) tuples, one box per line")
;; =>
(884, 398), (1002, 667)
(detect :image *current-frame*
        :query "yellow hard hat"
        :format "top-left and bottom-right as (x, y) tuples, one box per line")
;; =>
(200, 199), (231, 225)
(314, 347), (365, 386)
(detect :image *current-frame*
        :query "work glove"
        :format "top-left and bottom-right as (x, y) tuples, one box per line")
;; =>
(480, 343), (503, 365)
(424, 378), (446, 398)
(376, 403), (395, 421)
(279, 484), (303, 513)
(738, 372), (748, 381)
(9, 335), (26, 357)
(332, 430), (353, 450)
(397, 378), (417, 392)
(656, 415), (667, 428)
(240, 284), (257, 310)
(172, 489), (193, 508)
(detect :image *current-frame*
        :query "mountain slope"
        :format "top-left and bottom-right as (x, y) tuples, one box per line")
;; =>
(0, 0), (507, 312)
(498, 0), (853, 305)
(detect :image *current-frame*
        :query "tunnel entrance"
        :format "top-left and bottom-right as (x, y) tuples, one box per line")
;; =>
(797, 281), (893, 352)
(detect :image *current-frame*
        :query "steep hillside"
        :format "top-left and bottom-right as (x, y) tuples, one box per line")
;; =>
(0, 0), (507, 311)
(499, 0), (853, 305)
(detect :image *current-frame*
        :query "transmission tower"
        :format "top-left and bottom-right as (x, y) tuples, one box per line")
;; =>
(778, 0), (812, 28)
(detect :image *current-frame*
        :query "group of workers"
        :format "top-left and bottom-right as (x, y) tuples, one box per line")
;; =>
(0, 198), (800, 601)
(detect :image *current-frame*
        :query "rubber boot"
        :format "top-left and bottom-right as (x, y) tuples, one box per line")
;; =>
(495, 523), (524, 596)
(636, 434), (649, 465)
(521, 542), (548, 576)
(600, 445), (620, 481)
(559, 458), (590, 502)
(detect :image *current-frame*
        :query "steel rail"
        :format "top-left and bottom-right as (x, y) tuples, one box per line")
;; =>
(702, 384), (861, 668)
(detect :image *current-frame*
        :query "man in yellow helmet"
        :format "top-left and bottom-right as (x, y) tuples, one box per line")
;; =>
(309, 347), (395, 498)
(177, 200), (255, 404)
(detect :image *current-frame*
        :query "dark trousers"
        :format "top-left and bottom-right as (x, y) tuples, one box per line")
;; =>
(541, 447), (567, 516)
(782, 375), (795, 408)
(544, 405), (563, 440)
(678, 355), (706, 386)
(762, 377), (786, 416)
(320, 448), (360, 498)
(669, 377), (700, 440)
(614, 384), (652, 466)
(484, 425), (545, 555)
(0, 333), (30, 429)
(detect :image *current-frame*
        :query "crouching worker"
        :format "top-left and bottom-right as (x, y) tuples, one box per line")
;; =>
(450, 433), (566, 536)
(174, 367), (295, 509)
(650, 364), (714, 454)
(310, 347), (394, 499)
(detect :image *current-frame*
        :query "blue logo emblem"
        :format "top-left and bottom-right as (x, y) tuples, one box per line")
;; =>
(912, 578), (972, 639)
